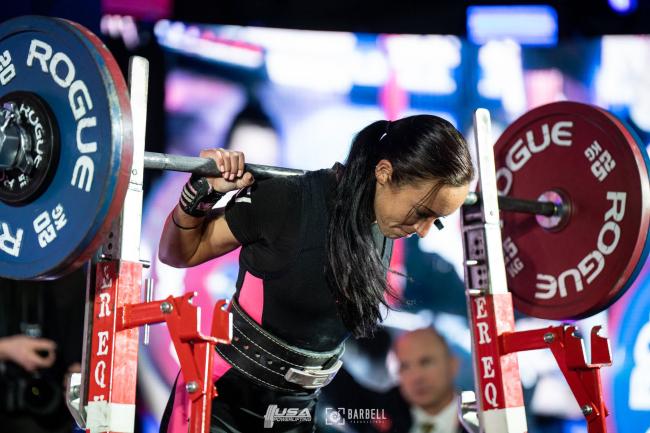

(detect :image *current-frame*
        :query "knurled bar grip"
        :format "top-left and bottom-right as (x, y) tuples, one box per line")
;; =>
(143, 152), (306, 180)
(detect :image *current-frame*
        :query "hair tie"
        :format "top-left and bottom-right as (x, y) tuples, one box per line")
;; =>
(379, 120), (391, 141)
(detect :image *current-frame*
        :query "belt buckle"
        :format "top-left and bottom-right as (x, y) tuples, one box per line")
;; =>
(284, 359), (343, 389)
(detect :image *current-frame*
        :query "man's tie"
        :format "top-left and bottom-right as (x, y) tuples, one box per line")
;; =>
(419, 422), (435, 433)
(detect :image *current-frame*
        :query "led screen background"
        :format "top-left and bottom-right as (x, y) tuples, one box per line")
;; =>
(135, 22), (650, 433)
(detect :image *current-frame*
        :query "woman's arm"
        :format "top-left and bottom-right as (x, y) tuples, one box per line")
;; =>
(158, 149), (254, 267)
(159, 205), (240, 267)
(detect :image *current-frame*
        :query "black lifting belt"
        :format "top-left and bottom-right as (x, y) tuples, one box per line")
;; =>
(215, 300), (344, 393)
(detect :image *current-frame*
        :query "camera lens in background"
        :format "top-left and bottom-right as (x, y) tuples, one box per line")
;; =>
(23, 377), (57, 413)
(22, 375), (66, 428)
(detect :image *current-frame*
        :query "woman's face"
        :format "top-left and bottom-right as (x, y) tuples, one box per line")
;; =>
(373, 160), (469, 239)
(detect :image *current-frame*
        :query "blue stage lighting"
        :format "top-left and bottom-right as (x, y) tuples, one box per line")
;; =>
(467, 5), (558, 46)
(609, 0), (638, 14)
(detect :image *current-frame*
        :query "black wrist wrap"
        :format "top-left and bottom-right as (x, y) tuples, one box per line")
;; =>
(178, 174), (225, 217)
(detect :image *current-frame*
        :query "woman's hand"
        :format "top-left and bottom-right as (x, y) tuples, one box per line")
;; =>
(199, 149), (255, 193)
(159, 148), (249, 267)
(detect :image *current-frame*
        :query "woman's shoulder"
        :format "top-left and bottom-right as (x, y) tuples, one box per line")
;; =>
(302, 167), (337, 191)
(240, 174), (302, 202)
(253, 167), (335, 195)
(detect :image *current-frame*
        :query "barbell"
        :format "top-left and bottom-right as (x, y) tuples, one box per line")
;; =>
(0, 16), (648, 321)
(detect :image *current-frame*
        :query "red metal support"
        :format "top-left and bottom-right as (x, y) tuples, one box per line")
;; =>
(461, 108), (613, 433)
(500, 325), (612, 433)
(116, 293), (232, 433)
(85, 260), (142, 433)
(79, 55), (234, 433)
(84, 258), (232, 433)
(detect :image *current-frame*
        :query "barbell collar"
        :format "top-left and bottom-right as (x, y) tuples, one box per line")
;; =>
(464, 192), (559, 217)
(143, 152), (307, 180)
(0, 103), (33, 174)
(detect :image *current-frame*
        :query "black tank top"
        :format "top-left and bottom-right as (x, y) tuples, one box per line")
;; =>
(224, 169), (392, 352)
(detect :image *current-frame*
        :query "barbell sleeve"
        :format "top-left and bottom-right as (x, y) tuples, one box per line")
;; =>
(143, 152), (307, 180)
(464, 192), (559, 217)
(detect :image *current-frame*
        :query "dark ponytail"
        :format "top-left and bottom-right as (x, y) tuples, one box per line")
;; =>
(326, 115), (474, 337)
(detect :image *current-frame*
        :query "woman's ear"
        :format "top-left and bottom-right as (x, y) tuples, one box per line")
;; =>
(375, 159), (393, 186)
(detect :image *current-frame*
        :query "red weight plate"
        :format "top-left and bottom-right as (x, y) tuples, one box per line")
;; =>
(495, 101), (650, 320)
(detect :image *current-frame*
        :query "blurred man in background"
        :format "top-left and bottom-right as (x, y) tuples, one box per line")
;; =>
(322, 327), (465, 433)
(396, 328), (462, 433)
